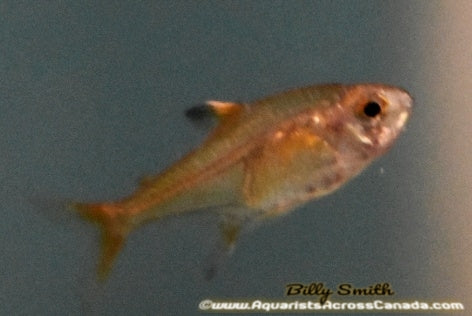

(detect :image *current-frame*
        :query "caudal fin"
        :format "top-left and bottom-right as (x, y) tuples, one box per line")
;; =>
(72, 202), (131, 280)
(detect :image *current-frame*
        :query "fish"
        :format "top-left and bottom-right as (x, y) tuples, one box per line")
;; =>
(71, 83), (412, 280)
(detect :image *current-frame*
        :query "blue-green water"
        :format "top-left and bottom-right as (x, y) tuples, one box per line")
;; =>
(1, 1), (470, 315)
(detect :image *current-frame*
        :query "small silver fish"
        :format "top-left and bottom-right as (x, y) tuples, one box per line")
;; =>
(72, 83), (412, 279)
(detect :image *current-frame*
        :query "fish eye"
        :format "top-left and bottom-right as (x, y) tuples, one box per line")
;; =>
(363, 102), (382, 118)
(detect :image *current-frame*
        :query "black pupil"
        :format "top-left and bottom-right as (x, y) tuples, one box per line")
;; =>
(363, 102), (381, 117)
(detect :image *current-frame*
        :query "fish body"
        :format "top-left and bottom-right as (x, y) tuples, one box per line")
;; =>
(74, 83), (412, 278)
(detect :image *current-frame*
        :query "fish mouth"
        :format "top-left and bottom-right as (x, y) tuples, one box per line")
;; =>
(371, 87), (412, 154)
(347, 85), (413, 157)
(382, 87), (413, 131)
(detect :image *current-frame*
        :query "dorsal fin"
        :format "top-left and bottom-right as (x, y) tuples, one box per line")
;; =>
(185, 101), (245, 121)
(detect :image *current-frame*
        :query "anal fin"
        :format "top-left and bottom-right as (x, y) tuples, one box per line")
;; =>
(204, 214), (248, 280)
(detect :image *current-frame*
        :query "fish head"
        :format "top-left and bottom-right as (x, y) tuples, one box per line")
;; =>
(338, 84), (413, 159)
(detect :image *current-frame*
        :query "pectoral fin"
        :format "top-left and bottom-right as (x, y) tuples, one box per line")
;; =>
(244, 126), (340, 214)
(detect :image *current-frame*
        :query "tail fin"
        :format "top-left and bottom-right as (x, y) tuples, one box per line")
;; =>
(72, 202), (131, 280)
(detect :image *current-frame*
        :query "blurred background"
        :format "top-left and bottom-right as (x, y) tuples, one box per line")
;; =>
(1, 1), (470, 315)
